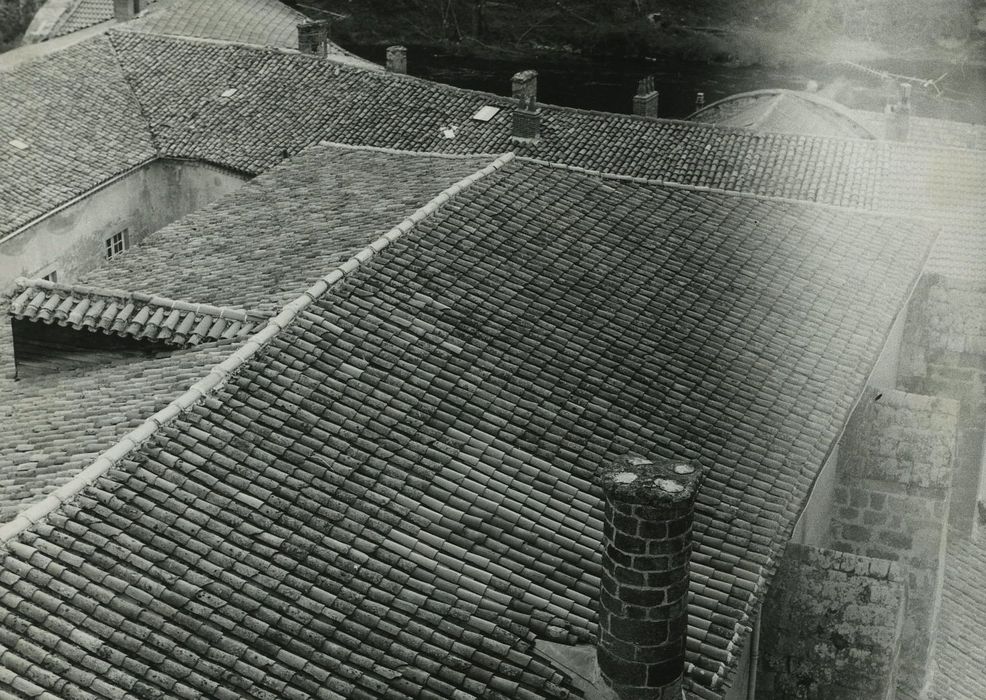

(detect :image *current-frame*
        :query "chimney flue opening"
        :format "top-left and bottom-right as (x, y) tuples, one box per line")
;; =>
(596, 453), (706, 700)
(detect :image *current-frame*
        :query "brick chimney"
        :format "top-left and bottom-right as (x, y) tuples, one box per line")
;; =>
(297, 20), (331, 57)
(596, 453), (706, 700)
(113, 0), (142, 22)
(694, 92), (705, 112)
(0, 297), (16, 382)
(386, 46), (407, 74)
(633, 76), (659, 118)
(512, 95), (541, 142)
(511, 69), (538, 101)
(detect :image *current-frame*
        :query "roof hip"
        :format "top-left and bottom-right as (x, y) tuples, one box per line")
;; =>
(0, 150), (516, 546)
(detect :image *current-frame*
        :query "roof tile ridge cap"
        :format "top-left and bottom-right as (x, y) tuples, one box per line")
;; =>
(317, 141), (506, 162)
(0, 151), (515, 548)
(106, 28), (164, 156)
(512, 154), (941, 223)
(7, 278), (255, 322)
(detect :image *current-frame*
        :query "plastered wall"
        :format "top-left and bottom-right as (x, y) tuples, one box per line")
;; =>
(0, 159), (246, 291)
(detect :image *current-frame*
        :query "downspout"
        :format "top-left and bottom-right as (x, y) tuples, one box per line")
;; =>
(748, 609), (761, 699)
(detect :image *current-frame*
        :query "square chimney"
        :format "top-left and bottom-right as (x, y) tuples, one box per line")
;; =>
(297, 20), (331, 57)
(386, 46), (407, 74)
(633, 76), (659, 119)
(113, 0), (143, 22)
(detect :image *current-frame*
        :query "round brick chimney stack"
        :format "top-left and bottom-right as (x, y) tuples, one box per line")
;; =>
(596, 453), (706, 700)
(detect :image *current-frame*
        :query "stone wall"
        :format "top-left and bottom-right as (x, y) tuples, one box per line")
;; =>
(828, 387), (958, 699)
(898, 274), (986, 534)
(0, 159), (246, 291)
(758, 543), (906, 700)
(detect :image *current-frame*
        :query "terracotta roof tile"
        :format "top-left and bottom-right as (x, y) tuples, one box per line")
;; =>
(50, 0), (114, 37)
(0, 339), (245, 523)
(9, 278), (265, 346)
(0, 152), (936, 698)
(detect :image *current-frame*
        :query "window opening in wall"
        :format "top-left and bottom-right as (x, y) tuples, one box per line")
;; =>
(105, 229), (129, 260)
(41, 271), (58, 283)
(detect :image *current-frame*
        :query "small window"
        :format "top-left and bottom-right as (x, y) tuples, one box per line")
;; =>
(105, 229), (129, 260)
(41, 271), (58, 283)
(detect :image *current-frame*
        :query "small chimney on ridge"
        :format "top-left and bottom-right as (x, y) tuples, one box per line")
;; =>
(297, 20), (331, 57)
(694, 91), (705, 112)
(596, 453), (706, 700)
(633, 76), (659, 118)
(386, 45), (407, 74)
(511, 70), (540, 142)
(511, 69), (538, 101)
(113, 0), (143, 22)
(885, 82), (912, 142)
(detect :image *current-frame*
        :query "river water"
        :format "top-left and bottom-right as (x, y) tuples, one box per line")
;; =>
(347, 44), (986, 124)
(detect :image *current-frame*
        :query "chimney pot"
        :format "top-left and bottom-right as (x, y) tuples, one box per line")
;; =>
(386, 45), (408, 74)
(633, 76), (659, 119)
(695, 91), (705, 111)
(511, 69), (538, 102)
(298, 20), (331, 57)
(885, 82), (911, 142)
(596, 453), (706, 700)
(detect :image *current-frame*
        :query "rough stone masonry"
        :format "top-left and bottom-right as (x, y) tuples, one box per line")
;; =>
(597, 453), (707, 700)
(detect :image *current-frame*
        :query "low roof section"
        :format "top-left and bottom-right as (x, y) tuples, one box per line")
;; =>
(0, 145), (494, 526)
(0, 147), (936, 698)
(930, 535), (986, 698)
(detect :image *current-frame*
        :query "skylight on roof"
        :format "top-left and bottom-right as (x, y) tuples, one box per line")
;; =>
(221, 88), (237, 98)
(8, 139), (29, 150)
(472, 106), (500, 122)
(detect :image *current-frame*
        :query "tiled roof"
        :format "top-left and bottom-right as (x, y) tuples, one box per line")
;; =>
(931, 536), (986, 699)
(854, 109), (986, 150)
(50, 0), (114, 37)
(9, 278), (265, 346)
(689, 90), (878, 140)
(0, 339), (245, 523)
(0, 36), (156, 238)
(78, 144), (500, 313)
(118, 0), (316, 52)
(0, 153), (936, 699)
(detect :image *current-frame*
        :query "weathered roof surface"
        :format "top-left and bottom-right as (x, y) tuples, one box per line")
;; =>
(854, 109), (986, 150)
(50, 0), (115, 37)
(875, 143), (986, 280)
(9, 278), (265, 346)
(118, 0), (374, 68)
(689, 90), (878, 141)
(0, 152), (936, 699)
(931, 536), (986, 699)
(78, 145), (499, 313)
(0, 36), (156, 237)
(0, 339), (244, 523)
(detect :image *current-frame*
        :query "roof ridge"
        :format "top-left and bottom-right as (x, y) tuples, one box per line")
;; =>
(10, 277), (267, 322)
(0, 150), (516, 546)
(105, 29), (164, 157)
(316, 140), (509, 161)
(512, 154), (946, 226)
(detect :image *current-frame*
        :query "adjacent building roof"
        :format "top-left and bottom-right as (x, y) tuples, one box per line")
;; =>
(0, 338), (245, 523)
(77, 145), (500, 313)
(0, 147), (937, 698)
(119, 0), (305, 48)
(853, 109), (986, 150)
(0, 36), (156, 237)
(688, 90), (879, 140)
(931, 536), (986, 699)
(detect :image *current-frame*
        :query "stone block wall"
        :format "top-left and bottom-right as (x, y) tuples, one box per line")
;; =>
(828, 387), (958, 699)
(758, 543), (906, 700)
(898, 274), (986, 533)
(0, 296), (14, 383)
